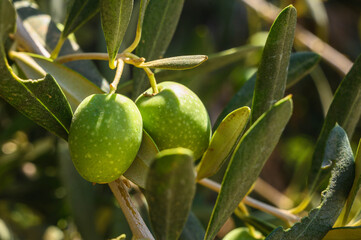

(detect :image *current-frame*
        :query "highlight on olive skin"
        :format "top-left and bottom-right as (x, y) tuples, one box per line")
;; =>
(136, 81), (212, 160)
(68, 93), (143, 183)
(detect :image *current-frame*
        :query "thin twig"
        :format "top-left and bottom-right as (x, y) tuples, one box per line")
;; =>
(254, 178), (294, 209)
(110, 59), (125, 94)
(198, 178), (301, 224)
(242, 0), (353, 76)
(108, 178), (154, 240)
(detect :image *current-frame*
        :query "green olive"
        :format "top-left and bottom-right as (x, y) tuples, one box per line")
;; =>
(136, 82), (211, 160)
(68, 94), (142, 183)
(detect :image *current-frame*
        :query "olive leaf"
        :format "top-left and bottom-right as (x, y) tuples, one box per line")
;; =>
(251, 5), (297, 123)
(179, 211), (205, 240)
(196, 106), (250, 180)
(214, 51), (320, 130)
(342, 139), (361, 224)
(0, 0), (72, 140)
(61, 0), (100, 42)
(323, 226), (361, 240)
(223, 227), (261, 240)
(139, 55), (208, 70)
(101, 0), (134, 69)
(132, 0), (185, 98)
(287, 51), (321, 88)
(12, 52), (104, 110)
(266, 125), (355, 240)
(146, 148), (196, 240)
(119, 45), (260, 93)
(14, 1), (109, 91)
(310, 54), (361, 182)
(156, 45), (261, 83)
(123, 131), (159, 189)
(204, 96), (293, 240)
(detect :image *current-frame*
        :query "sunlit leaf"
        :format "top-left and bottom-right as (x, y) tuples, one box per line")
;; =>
(101, 0), (134, 69)
(223, 227), (262, 240)
(266, 125), (355, 240)
(146, 148), (196, 240)
(323, 226), (361, 240)
(156, 45), (261, 83)
(197, 107), (250, 180)
(251, 5), (296, 123)
(140, 55), (208, 70)
(205, 96), (293, 240)
(132, 0), (184, 98)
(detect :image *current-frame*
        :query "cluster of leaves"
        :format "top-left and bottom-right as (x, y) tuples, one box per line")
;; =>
(0, 0), (360, 240)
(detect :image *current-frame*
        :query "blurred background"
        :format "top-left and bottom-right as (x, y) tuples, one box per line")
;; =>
(0, 0), (360, 239)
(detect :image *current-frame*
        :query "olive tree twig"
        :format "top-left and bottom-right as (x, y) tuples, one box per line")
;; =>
(241, 0), (353, 76)
(198, 178), (301, 224)
(108, 178), (154, 240)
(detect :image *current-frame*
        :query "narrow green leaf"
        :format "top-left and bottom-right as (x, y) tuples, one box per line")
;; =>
(0, 2), (72, 140)
(0, 0), (15, 42)
(118, 45), (261, 93)
(323, 226), (361, 240)
(146, 148), (196, 240)
(310, 54), (361, 182)
(156, 45), (261, 83)
(140, 55), (208, 70)
(223, 227), (262, 240)
(214, 51), (320, 130)
(179, 211), (205, 240)
(132, 0), (185, 98)
(343, 139), (361, 223)
(101, 0), (134, 69)
(266, 125), (355, 240)
(57, 140), (101, 240)
(12, 52), (104, 110)
(287, 51), (321, 88)
(14, 1), (109, 91)
(204, 96), (293, 240)
(61, 0), (100, 40)
(0, 60), (72, 139)
(123, 131), (159, 189)
(197, 107), (250, 180)
(137, 0), (149, 30)
(251, 5), (297, 123)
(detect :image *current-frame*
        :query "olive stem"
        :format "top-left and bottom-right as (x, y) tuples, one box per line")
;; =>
(54, 52), (145, 66)
(123, 12), (143, 54)
(198, 178), (300, 224)
(108, 178), (154, 240)
(143, 67), (159, 94)
(109, 59), (125, 94)
(50, 36), (65, 59)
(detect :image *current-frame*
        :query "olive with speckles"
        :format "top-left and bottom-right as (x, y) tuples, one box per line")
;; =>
(136, 82), (211, 160)
(68, 94), (143, 183)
